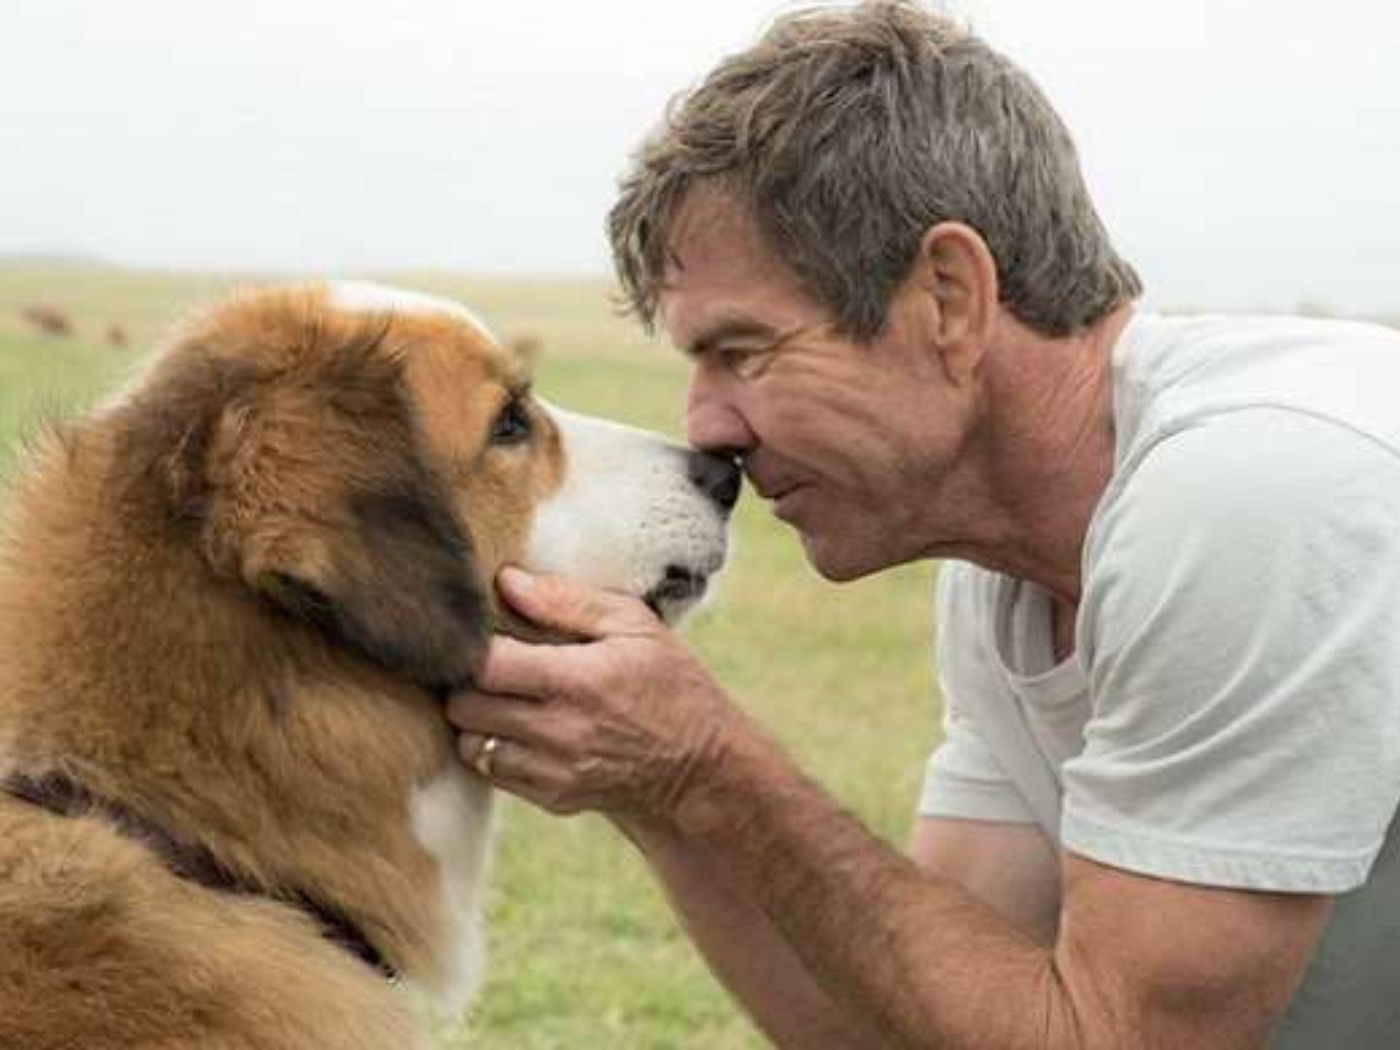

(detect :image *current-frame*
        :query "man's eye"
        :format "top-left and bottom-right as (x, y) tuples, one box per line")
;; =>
(717, 346), (763, 377)
(490, 398), (532, 445)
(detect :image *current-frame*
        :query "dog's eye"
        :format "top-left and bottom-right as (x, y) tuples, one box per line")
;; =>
(490, 397), (532, 446)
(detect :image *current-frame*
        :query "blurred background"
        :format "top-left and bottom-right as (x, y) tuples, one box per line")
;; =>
(3, 0), (1397, 316)
(1, 2), (1395, 1046)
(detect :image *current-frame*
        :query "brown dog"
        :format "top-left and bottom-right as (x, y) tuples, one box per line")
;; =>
(0, 282), (737, 1049)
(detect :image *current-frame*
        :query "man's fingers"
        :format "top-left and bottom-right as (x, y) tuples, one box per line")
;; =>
(455, 731), (585, 814)
(474, 635), (573, 699)
(445, 687), (545, 740)
(457, 731), (511, 779)
(497, 566), (657, 641)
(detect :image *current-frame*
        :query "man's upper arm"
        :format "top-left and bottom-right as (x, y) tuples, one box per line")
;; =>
(911, 815), (1061, 946)
(1051, 852), (1331, 1048)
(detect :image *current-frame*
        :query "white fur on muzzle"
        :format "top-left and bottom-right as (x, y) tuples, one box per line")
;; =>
(525, 405), (733, 623)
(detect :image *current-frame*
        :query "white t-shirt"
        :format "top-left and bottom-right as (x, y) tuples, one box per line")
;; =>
(920, 310), (1400, 1045)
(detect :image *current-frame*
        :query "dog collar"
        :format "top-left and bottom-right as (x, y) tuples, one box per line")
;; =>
(1, 770), (399, 983)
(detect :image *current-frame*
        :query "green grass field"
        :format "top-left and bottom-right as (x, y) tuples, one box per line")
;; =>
(0, 261), (940, 1048)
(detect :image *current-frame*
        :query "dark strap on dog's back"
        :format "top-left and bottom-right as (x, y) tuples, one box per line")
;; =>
(2, 770), (398, 981)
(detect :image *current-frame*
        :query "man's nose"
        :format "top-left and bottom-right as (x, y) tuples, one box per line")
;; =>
(685, 365), (754, 459)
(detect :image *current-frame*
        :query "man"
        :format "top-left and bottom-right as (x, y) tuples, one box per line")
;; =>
(447, 3), (1400, 1046)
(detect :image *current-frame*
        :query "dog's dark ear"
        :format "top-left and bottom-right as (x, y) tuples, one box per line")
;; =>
(129, 311), (493, 693)
(253, 477), (490, 694)
(235, 328), (491, 693)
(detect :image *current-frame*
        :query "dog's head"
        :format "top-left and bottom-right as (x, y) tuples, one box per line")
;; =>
(111, 282), (736, 694)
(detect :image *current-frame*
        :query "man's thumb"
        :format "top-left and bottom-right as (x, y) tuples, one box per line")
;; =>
(496, 566), (653, 640)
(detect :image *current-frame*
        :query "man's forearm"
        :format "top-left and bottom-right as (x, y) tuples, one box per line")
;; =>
(616, 814), (885, 1049)
(669, 732), (1080, 1050)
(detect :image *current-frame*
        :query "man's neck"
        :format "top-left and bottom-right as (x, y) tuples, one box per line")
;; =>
(967, 303), (1132, 605)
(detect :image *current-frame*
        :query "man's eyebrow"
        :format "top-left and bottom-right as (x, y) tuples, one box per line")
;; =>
(682, 317), (779, 359)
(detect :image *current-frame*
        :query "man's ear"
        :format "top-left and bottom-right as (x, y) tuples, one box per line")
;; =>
(910, 221), (999, 386)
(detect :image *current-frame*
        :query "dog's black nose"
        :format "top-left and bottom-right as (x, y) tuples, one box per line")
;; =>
(686, 451), (742, 512)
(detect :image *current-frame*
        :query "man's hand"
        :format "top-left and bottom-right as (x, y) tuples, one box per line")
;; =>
(444, 571), (1333, 1050)
(446, 567), (748, 819)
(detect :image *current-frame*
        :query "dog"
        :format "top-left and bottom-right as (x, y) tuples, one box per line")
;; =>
(0, 281), (737, 1049)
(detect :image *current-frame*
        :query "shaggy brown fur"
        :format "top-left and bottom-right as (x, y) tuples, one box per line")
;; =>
(0, 285), (566, 1048)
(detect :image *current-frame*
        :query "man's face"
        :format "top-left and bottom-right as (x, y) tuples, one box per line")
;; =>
(660, 191), (979, 581)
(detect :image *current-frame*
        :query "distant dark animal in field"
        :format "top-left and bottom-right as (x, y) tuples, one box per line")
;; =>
(20, 305), (73, 338)
(105, 323), (129, 349)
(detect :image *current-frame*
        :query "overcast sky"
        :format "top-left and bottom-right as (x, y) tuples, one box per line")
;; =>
(3, 0), (1396, 314)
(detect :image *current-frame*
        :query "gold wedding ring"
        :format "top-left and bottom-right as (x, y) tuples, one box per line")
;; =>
(473, 735), (502, 779)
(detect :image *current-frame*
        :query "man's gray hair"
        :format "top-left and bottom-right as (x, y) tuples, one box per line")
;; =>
(607, 1), (1142, 339)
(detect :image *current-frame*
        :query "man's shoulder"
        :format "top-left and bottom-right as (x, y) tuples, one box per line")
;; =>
(1113, 310), (1400, 474)
(1119, 309), (1400, 361)
(1090, 408), (1400, 573)
(1079, 406), (1400, 696)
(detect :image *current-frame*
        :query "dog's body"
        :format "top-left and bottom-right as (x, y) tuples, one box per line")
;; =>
(0, 283), (734, 1048)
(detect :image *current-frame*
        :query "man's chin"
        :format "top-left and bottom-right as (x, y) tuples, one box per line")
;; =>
(798, 531), (883, 583)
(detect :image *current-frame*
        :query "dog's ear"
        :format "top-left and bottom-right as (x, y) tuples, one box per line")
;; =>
(250, 476), (490, 695)
(129, 313), (491, 693)
(238, 329), (491, 693)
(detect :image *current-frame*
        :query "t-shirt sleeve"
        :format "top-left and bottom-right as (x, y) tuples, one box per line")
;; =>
(1065, 409), (1400, 892)
(919, 564), (1039, 825)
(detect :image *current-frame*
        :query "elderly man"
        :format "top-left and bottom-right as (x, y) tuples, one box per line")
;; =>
(447, 2), (1400, 1046)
